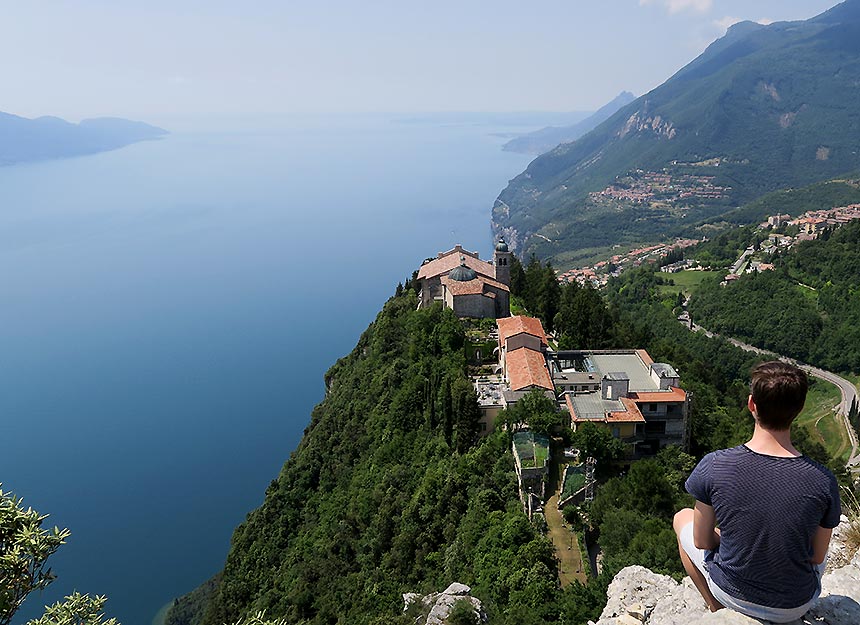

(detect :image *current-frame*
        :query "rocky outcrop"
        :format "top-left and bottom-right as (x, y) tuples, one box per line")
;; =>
(403, 583), (487, 625)
(592, 520), (860, 625)
(617, 109), (676, 140)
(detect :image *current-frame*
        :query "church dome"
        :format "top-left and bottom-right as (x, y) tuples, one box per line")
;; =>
(495, 239), (509, 252)
(449, 257), (477, 281)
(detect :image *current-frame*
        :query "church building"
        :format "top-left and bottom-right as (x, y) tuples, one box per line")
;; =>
(416, 240), (512, 319)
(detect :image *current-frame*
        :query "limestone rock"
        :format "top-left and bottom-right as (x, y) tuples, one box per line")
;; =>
(595, 522), (860, 625)
(403, 593), (422, 610)
(442, 583), (472, 596)
(826, 515), (858, 572)
(403, 582), (487, 625)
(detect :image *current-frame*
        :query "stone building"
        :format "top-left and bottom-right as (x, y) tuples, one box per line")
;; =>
(554, 350), (689, 459)
(416, 241), (512, 319)
(489, 312), (690, 458)
(496, 315), (556, 407)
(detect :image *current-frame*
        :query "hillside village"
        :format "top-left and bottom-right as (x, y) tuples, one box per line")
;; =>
(589, 169), (731, 207)
(560, 201), (860, 289)
(416, 242), (690, 524)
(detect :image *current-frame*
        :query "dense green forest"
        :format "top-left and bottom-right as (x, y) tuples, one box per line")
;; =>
(191, 295), (555, 625)
(717, 177), (860, 225)
(683, 225), (763, 268)
(689, 220), (860, 374)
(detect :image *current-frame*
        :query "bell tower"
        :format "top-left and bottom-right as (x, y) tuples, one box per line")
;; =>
(493, 238), (512, 286)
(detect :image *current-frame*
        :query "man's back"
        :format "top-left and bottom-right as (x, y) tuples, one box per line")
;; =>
(685, 444), (841, 608)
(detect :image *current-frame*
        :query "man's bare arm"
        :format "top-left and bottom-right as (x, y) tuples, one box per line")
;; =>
(811, 526), (832, 565)
(693, 501), (720, 550)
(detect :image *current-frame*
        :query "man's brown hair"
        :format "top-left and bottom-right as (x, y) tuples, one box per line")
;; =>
(750, 361), (808, 430)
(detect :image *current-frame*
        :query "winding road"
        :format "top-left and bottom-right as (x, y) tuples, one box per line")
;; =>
(686, 321), (860, 471)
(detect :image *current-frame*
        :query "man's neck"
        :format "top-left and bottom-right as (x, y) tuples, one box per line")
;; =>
(746, 423), (801, 457)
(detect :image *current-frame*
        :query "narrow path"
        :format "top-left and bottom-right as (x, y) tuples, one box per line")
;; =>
(686, 321), (860, 471)
(544, 492), (587, 586)
(544, 458), (586, 586)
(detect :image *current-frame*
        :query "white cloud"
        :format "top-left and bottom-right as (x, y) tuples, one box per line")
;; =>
(713, 15), (774, 34)
(640, 0), (714, 14)
(713, 15), (741, 33)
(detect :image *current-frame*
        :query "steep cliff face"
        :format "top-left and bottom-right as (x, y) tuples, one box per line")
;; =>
(167, 294), (557, 625)
(592, 520), (860, 625)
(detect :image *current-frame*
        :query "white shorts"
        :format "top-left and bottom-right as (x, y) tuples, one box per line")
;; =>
(679, 522), (824, 623)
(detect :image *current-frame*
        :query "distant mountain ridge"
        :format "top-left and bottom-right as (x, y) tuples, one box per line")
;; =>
(502, 91), (636, 155)
(493, 0), (860, 264)
(0, 111), (167, 165)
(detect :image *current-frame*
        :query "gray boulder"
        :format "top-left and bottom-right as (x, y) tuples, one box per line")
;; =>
(403, 582), (487, 625)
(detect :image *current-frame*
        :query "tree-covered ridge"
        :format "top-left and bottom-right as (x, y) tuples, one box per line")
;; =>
(171, 284), (723, 625)
(689, 220), (860, 374)
(190, 294), (560, 625)
(170, 245), (856, 625)
(604, 266), (850, 484)
(494, 0), (860, 262)
(716, 177), (860, 225)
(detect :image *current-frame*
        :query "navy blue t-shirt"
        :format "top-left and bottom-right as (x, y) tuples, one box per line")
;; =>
(685, 445), (841, 608)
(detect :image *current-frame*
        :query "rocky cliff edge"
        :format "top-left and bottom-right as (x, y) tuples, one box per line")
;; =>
(593, 519), (859, 625)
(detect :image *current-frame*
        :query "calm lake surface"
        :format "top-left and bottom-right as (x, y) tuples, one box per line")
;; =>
(0, 113), (534, 625)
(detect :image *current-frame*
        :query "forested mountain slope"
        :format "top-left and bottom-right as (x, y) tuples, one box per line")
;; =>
(689, 220), (860, 374)
(165, 263), (852, 625)
(494, 0), (860, 263)
(170, 294), (560, 625)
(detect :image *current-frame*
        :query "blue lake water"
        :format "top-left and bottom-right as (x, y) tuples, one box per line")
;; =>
(0, 114), (533, 625)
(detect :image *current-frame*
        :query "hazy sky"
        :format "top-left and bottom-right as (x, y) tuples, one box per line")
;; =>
(1, 0), (841, 119)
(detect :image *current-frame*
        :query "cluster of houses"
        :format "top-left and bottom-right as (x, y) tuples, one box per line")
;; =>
(484, 315), (689, 457)
(560, 238), (701, 287)
(416, 243), (690, 515)
(589, 169), (730, 206)
(767, 203), (860, 235)
(414, 242), (689, 460)
(721, 206), (860, 285)
(492, 314), (689, 516)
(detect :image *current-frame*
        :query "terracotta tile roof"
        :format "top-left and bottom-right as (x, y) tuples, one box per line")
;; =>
(506, 347), (554, 392)
(628, 387), (687, 403)
(441, 274), (509, 296)
(607, 398), (646, 423)
(636, 349), (654, 366)
(417, 248), (495, 281)
(497, 315), (548, 347)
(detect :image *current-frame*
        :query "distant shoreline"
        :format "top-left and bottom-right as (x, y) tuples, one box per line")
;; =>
(152, 600), (173, 625)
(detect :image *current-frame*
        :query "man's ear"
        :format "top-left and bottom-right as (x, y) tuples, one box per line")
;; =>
(748, 394), (757, 416)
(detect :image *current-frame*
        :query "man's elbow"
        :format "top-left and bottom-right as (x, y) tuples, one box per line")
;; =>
(810, 553), (826, 565)
(694, 536), (717, 550)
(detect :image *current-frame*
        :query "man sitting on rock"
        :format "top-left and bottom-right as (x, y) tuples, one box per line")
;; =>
(673, 361), (841, 622)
